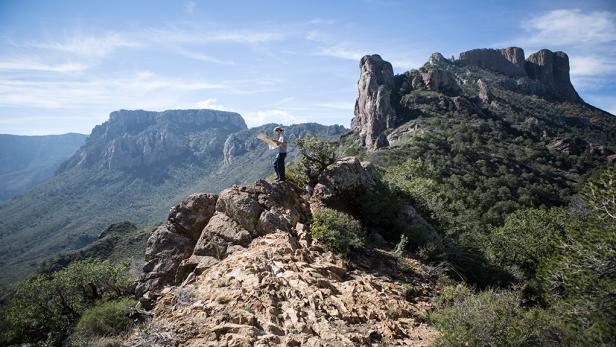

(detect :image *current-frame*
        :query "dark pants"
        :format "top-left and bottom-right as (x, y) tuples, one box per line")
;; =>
(273, 152), (286, 180)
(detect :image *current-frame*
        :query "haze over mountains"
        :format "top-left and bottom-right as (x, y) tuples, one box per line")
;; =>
(0, 133), (87, 202)
(0, 110), (345, 286)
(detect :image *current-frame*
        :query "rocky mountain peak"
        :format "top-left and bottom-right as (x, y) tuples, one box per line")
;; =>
(58, 109), (248, 172)
(526, 49), (581, 102)
(350, 47), (588, 150)
(351, 54), (396, 150)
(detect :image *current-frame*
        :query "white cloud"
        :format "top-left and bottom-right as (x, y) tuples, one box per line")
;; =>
(243, 109), (307, 128)
(176, 48), (235, 65)
(318, 46), (365, 61)
(307, 18), (335, 25)
(145, 28), (285, 45)
(0, 71), (228, 109)
(570, 55), (616, 77)
(195, 98), (226, 110)
(26, 32), (142, 58)
(520, 9), (616, 46)
(0, 59), (88, 73)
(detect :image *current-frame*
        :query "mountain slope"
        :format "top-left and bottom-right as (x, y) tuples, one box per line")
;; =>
(0, 109), (346, 287)
(0, 133), (87, 202)
(341, 48), (615, 286)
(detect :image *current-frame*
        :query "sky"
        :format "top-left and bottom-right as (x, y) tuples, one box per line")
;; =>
(0, 0), (615, 135)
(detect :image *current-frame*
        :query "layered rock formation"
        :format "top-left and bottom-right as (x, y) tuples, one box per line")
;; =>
(525, 49), (581, 102)
(351, 47), (587, 151)
(459, 47), (527, 77)
(351, 54), (396, 150)
(59, 109), (247, 172)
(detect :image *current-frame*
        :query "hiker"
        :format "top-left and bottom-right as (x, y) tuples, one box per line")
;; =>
(272, 126), (287, 181)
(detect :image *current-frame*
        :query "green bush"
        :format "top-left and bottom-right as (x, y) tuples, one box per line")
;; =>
(430, 284), (544, 346)
(0, 259), (134, 346)
(73, 298), (137, 340)
(311, 208), (365, 256)
(291, 136), (337, 186)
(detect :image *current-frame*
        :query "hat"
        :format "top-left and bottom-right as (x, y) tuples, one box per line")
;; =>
(273, 126), (284, 132)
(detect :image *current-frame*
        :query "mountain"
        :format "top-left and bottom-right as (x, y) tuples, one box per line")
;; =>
(0, 109), (346, 287)
(0, 133), (87, 202)
(126, 48), (615, 346)
(343, 47), (615, 284)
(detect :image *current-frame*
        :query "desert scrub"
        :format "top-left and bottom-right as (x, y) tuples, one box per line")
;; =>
(311, 208), (365, 256)
(429, 284), (545, 346)
(72, 298), (137, 343)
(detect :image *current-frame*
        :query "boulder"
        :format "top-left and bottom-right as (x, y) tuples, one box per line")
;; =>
(351, 54), (396, 150)
(167, 193), (218, 240)
(310, 157), (380, 214)
(420, 69), (460, 95)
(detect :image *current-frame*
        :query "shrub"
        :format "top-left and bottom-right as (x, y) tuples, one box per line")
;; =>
(0, 259), (134, 346)
(73, 298), (137, 341)
(291, 136), (337, 186)
(311, 208), (365, 256)
(430, 284), (544, 346)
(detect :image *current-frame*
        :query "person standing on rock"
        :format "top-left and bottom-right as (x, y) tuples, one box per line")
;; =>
(272, 126), (287, 181)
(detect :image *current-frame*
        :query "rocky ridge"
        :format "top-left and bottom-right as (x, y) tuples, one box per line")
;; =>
(351, 47), (587, 150)
(130, 158), (438, 346)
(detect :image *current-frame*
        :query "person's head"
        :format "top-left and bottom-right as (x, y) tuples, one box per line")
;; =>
(274, 126), (284, 134)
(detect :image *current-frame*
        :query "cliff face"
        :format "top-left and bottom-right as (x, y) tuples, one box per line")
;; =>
(458, 47), (527, 77)
(351, 47), (603, 151)
(59, 109), (247, 172)
(525, 49), (581, 102)
(351, 55), (396, 150)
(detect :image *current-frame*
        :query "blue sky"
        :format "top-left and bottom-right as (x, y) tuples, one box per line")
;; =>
(0, 0), (615, 135)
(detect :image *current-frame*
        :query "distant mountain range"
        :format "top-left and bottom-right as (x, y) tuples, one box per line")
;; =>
(0, 109), (346, 286)
(0, 133), (87, 202)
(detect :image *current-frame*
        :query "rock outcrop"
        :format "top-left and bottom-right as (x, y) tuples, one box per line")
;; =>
(459, 47), (527, 77)
(310, 157), (380, 214)
(420, 68), (460, 95)
(351, 54), (396, 150)
(136, 180), (310, 307)
(136, 193), (218, 305)
(525, 49), (582, 102)
(130, 157), (441, 345)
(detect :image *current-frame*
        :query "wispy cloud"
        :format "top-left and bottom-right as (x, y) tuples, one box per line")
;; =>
(144, 27), (285, 45)
(0, 59), (88, 73)
(26, 32), (142, 58)
(519, 9), (616, 47)
(570, 55), (616, 77)
(243, 109), (307, 127)
(0, 71), (228, 109)
(195, 98), (226, 110)
(176, 48), (235, 65)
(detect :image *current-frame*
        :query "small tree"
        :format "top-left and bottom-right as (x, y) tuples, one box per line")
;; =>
(291, 136), (337, 186)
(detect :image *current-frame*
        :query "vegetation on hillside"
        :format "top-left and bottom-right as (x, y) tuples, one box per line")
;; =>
(0, 259), (137, 346)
